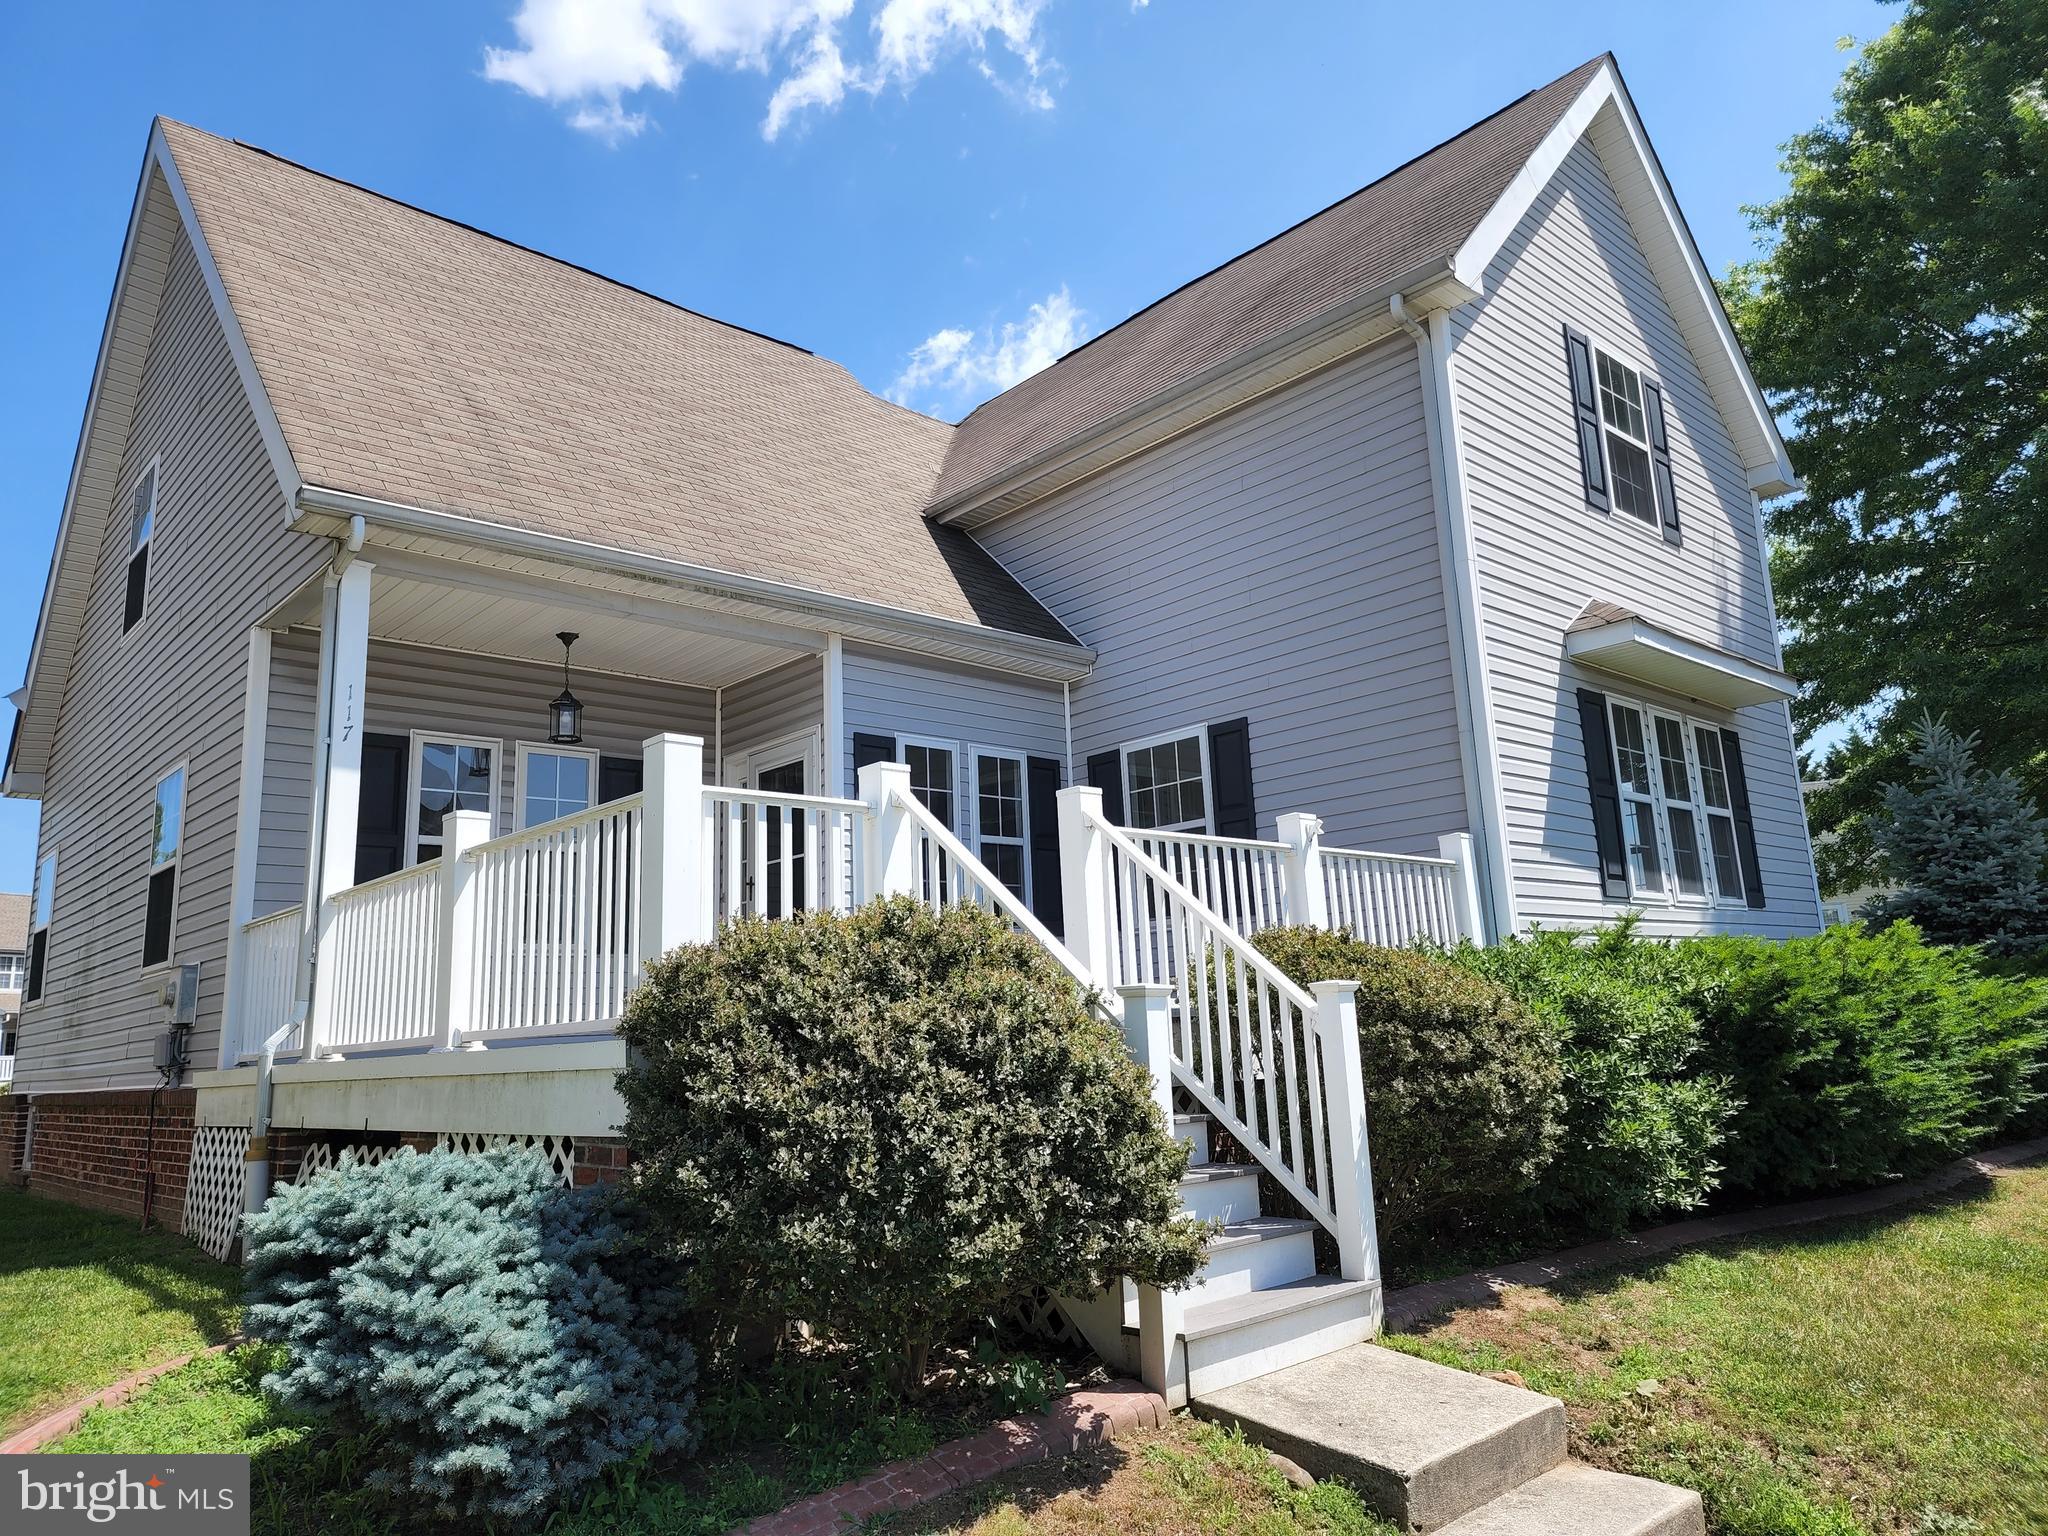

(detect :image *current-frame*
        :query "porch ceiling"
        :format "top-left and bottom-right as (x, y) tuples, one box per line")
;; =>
(270, 551), (821, 689)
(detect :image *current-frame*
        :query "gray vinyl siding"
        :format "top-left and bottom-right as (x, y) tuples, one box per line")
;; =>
(978, 336), (1467, 853)
(719, 656), (825, 788)
(1451, 133), (1819, 937)
(255, 631), (715, 904)
(18, 226), (332, 1093)
(839, 643), (1067, 819)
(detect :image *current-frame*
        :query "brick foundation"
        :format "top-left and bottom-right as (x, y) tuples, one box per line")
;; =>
(6, 1088), (197, 1229)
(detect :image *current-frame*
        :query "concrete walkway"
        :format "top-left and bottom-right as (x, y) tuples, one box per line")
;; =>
(1384, 1134), (2048, 1331)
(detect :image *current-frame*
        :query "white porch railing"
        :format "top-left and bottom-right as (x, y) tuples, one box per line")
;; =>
(316, 862), (444, 1051)
(463, 796), (644, 1043)
(705, 786), (863, 924)
(1129, 819), (1480, 949)
(233, 904), (304, 1058)
(0, 1056), (13, 1088)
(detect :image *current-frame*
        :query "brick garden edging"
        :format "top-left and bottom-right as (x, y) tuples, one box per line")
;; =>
(1, 1342), (239, 1455)
(738, 1380), (1168, 1536)
(1384, 1133), (2048, 1331)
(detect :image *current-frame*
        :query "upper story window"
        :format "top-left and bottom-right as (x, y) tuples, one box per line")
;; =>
(1123, 731), (1209, 833)
(143, 765), (185, 968)
(26, 853), (55, 1002)
(124, 463), (157, 633)
(0, 950), (24, 993)
(1563, 326), (1680, 545)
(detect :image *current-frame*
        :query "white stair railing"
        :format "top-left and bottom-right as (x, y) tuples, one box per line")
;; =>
(1057, 788), (1380, 1286)
(1129, 829), (1291, 938)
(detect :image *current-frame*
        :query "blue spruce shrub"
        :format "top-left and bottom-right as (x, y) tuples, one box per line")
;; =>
(243, 1147), (697, 1524)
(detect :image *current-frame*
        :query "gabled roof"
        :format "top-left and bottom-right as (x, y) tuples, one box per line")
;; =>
(929, 54), (1796, 522)
(929, 57), (1608, 517)
(152, 122), (1071, 647)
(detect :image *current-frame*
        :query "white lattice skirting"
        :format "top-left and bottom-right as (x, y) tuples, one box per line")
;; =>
(184, 1126), (251, 1262)
(291, 1140), (398, 1183)
(999, 1285), (1088, 1351)
(435, 1131), (578, 1185)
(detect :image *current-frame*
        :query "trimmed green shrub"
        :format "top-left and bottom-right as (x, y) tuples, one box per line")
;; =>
(617, 897), (1206, 1387)
(1684, 921), (2047, 1197)
(1249, 927), (1562, 1267)
(1450, 925), (1735, 1235)
(243, 1147), (698, 1525)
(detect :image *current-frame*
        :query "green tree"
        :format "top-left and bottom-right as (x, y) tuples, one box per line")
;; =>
(1723, 0), (2048, 893)
(1865, 712), (2048, 954)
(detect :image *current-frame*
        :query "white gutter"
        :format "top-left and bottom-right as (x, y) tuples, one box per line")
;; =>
(290, 484), (1097, 683)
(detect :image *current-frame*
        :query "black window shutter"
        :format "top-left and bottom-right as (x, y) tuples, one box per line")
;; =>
(1719, 729), (1767, 908)
(1563, 324), (1610, 513)
(1576, 689), (1630, 899)
(1206, 717), (1257, 838)
(1026, 756), (1064, 936)
(598, 755), (643, 803)
(852, 732), (896, 777)
(1085, 749), (1125, 826)
(1642, 379), (1681, 545)
(354, 732), (411, 883)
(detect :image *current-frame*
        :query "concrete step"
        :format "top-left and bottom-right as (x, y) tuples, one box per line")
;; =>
(1181, 1217), (1320, 1306)
(1173, 1112), (1211, 1165)
(1180, 1275), (1380, 1400)
(1194, 1343), (1566, 1532)
(1179, 1162), (1263, 1225)
(1434, 1462), (1704, 1536)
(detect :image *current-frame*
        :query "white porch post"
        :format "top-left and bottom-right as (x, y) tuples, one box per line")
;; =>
(857, 760), (916, 902)
(1314, 979), (1382, 1286)
(641, 733), (708, 964)
(1121, 982), (1186, 1405)
(304, 559), (373, 1061)
(1057, 786), (1116, 992)
(1276, 812), (1330, 929)
(219, 626), (272, 1067)
(433, 809), (490, 1050)
(1439, 832), (1486, 943)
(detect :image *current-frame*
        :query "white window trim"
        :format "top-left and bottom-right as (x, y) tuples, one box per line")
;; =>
(25, 850), (56, 1007)
(968, 746), (1031, 904)
(1604, 693), (1747, 910)
(1688, 721), (1751, 909)
(1581, 332), (1668, 544)
(122, 456), (160, 638)
(1118, 723), (1214, 834)
(723, 726), (822, 795)
(0, 950), (26, 992)
(405, 731), (501, 864)
(142, 758), (188, 974)
(514, 741), (600, 830)
(898, 734), (961, 830)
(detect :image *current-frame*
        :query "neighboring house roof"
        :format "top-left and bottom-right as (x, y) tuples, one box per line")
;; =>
(0, 892), (25, 953)
(153, 121), (1071, 648)
(929, 56), (1608, 515)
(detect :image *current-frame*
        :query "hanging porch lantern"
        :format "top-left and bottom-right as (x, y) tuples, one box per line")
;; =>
(548, 631), (585, 744)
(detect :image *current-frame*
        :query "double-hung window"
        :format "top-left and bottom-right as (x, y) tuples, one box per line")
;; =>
(1564, 326), (1679, 542)
(409, 735), (496, 863)
(26, 853), (55, 1002)
(1606, 699), (1747, 908)
(143, 765), (184, 968)
(1595, 352), (1658, 527)
(0, 950), (23, 993)
(124, 463), (156, 632)
(901, 739), (957, 829)
(972, 750), (1029, 901)
(517, 743), (596, 829)
(1123, 731), (1209, 833)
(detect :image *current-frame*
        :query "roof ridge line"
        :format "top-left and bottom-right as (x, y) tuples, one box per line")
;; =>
(159, 116), (818, 359)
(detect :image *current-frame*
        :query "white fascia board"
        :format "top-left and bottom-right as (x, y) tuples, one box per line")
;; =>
(1566, 617), (1798, 709)
(1453, 61), (1799, 498)
(293, 483), (1099, 683)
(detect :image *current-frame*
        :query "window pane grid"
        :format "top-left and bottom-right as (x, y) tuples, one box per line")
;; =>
(1127, 736), (1207, 832)
(1610, 704), (1747, 906)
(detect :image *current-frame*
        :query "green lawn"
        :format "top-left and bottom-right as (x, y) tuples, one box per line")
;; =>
(1384, 1163), (2048, 1536)
(0, 1187), (241, 1432)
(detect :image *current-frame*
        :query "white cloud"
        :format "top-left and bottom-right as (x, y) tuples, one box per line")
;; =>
(484, 0), (1055, 142)
(888, 287), (1085, 414)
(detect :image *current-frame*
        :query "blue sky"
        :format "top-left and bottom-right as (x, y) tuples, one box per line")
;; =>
(0, 0), (1890, 890)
